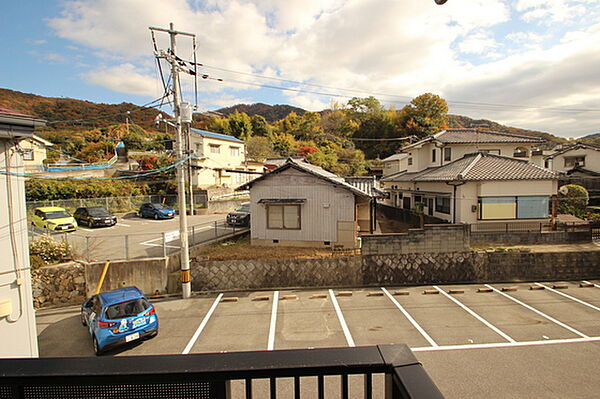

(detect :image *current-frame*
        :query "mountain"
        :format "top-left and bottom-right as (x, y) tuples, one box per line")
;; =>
(579, 132), (600, 140)
(215, 103), (306, 122)
(447, 114), (565, 146)
(0, 88), (164, 133)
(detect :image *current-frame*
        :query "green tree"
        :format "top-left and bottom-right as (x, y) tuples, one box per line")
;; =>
(352, 111), (396, 159)
(320, 109), (358, 140)
(246, 136), (275, 161)
(558, 184), (589, 216)
(228, 111), (253, 141)
(347, 96), (384, 122)
(400, 93), (448, 137)
(206, 117), (232, 135)
(271, 133), (298, 157)
(250, 115), (272, 137)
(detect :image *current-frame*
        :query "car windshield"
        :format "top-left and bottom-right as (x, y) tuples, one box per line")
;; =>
(105, 298), (150, 319)
(150, 204), (165, 209)
(235, 204), (250, 212)
(87, 208), (110, 217)
(45, 210), (71, 219)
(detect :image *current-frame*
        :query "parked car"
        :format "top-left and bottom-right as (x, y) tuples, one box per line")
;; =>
(138, 203), (175, 219)
(227, 202), (251, 227)
(74, 207), (117, 227)
(31, 206), (77, 232)
(80, 286), (158, 355)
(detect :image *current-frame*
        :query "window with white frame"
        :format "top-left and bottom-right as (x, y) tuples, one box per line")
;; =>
(230, 146), (240, 157)
(267, 205), (301, 230)
(209, 144), (220, 154)
(22, 149), (34, 161)
(478, 196), (549, 220)
(564, 156), (585, 168)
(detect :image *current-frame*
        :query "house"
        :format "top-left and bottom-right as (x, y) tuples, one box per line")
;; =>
(382, 152), (559, 225)
(189, 128), (258, 188)
(237, 158), (373, 248)
(0, 106), (45, 357)
(20, 134), (53, 173)
(400, 128), (545, 174)
(544, 143), (600, 205)
(381, 153), (408, 177)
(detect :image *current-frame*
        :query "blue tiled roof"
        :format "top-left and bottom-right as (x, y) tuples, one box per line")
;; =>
(190, 128), (244, 143)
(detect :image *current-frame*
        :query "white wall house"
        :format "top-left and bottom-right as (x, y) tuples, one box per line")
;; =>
(0, 106), (45, 357)
(382, 129), (558, 225)
(237, 159), (372, 248)
(19, 134), (53, 173)
(544, 143), (600, 173)
(189, 128), (260, 188)
(381, 153), (408, 177)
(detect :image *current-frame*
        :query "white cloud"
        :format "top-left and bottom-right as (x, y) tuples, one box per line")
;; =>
(46, 0), (600, 137)
(83, 64), (161, 97)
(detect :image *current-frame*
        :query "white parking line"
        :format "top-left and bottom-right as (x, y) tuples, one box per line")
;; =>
(118, 223), (130, 227)
(381, 287), (438, 347)
(433, 286), (516, 343)
(78, 228), (94, 232)
(484, 284), (589, 338)
(535, 283), (600, 312)
(328, 289), (355, 347)
(582, 280), (600, 289)
(182, 294), (223, 355)
(267, 291), (279, 351)
(411, 336), (600, 352)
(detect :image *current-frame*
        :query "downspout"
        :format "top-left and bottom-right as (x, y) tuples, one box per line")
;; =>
(446, 179), (466, 224)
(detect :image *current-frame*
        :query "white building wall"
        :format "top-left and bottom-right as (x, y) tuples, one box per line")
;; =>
(549, 148), (600, 173)
(250, 169), (355, 243)
(0, 140), (38, 358)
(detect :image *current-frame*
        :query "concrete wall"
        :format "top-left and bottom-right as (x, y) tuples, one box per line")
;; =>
(471, 230), (591, 246)
(0, 140), (38, 358)
(207, 198), (248, 214)
(84, 258), (169, 297)
(362, 224), (470, 255)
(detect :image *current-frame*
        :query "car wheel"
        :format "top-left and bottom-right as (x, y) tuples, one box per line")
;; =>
(80, 312), (87, 326)
(88, 219), (94, 228)
(92, 336), (103, 356)
(154, 213), (159, 220)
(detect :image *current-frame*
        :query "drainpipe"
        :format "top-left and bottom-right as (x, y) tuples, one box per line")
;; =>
(446, 180), (466, 224)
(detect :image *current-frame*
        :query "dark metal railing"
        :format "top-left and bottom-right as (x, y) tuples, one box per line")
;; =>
(0, 345), (443, 399)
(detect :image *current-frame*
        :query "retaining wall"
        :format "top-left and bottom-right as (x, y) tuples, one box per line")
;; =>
(31, 262), (86, 308)
(470, 230), (591, 246)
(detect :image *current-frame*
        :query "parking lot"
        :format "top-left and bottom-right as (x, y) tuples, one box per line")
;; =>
(37, 280), (600, 398)
(30, 213), (246, 261)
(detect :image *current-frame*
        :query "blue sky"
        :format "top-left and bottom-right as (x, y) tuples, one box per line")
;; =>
(1, 0), (600, 137)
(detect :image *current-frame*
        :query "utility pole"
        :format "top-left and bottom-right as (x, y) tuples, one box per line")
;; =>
(149, 22), (194, 299)
(186, 122), (195, 216)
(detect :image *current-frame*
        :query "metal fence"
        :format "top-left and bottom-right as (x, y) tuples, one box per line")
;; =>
(26, 194), (208, 216)
(469, 221), (592, 233)
(0, 345), (444, 399)
(29, 219), (248, 262)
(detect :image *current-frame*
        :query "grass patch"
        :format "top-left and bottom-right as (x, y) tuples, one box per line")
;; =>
(193, 235), (341, 261)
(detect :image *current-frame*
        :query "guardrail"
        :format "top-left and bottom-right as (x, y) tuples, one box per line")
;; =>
(0, 345), (444, 399)
(45, 154), (118, 172)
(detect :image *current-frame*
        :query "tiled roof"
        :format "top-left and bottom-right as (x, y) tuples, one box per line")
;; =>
(385, 152), (558, 182)
(381, 153), (408, 162)
(237, 158), (372, 198)
(545, 143), (600, 159)
(402, 128), (544, 151)
(191, 128), (245, 143)
(0, 106), (35, 118)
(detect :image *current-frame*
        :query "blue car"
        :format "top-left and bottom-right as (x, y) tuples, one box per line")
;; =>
(138, 203), (175, 220)
(80, 286), (159, 355)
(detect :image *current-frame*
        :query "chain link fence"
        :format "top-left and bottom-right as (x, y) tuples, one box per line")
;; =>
(26, 194), (208, 216)
(28, 219), (247, 262)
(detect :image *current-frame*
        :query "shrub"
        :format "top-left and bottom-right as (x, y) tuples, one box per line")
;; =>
(29, 236), (73, 267)
(558, 184), (589, 216)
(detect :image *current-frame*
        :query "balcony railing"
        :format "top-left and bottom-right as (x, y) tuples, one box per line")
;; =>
(0, 345), (443, 398)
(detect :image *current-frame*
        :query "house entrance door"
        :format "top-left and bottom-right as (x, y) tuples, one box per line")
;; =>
(427, 198), (434, 216)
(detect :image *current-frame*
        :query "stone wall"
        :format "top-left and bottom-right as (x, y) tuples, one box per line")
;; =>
(361, 224), (470, 255)
(471, 230), (591, 246)
(186, 256), (361, 292)
(31, 262), (86, 308)
(207, 198), (248, 214)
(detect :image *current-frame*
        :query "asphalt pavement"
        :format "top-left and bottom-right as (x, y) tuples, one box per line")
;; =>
(36, 280), (600, 398)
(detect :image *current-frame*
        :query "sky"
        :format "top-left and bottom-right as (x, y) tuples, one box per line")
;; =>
(1, 0), (600, 138)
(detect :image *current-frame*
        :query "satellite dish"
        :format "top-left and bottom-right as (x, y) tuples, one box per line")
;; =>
(559, 186), (569, 195)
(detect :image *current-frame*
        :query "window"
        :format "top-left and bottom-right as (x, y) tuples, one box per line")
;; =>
(209, 144), (220, 154)
(22, 148), (34, 161)
(267, 205), (301, 230)
(435, 197), (451, 214)
(513, 147), (528, 158)
(402, 196), (411, 209)
(414, 195), (423, 203)
(432, 149), (436, 163)
(443, 147), (451, 162)
(195, 143), (202, 154)
(478, 196), (549, 220)
(407, 157), (413, 166)
(230, 146), (240, 157)
(564, 156), (585, 168)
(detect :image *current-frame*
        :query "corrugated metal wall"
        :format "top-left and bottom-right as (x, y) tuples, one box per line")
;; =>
(250, 169), (355, 243)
